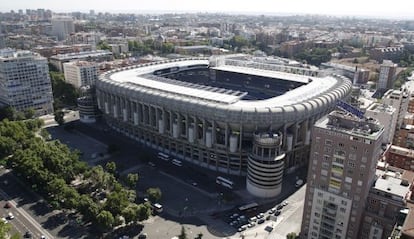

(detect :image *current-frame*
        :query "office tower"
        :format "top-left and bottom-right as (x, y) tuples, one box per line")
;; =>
(301, 110), (383, 239)
(0, 49), (54, 116)
(51, 16), (74, 41)
(377, 60), (397, 90)
(63, 61), (98, 88)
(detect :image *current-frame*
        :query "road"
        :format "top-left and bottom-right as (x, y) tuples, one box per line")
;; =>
(0, 169), (54, 239)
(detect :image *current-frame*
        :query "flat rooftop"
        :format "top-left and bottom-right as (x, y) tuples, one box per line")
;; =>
(374, 175), (409, 199)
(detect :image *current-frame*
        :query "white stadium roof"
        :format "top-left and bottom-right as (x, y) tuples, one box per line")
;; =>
(104, 58), (345, 108)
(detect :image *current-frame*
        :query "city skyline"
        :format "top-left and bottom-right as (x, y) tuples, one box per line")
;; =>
(1, 0), (414, 19)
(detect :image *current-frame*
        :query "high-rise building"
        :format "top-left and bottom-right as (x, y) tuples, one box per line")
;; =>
(63, 61), (98, 88)
(383, 89), (409, 131)
(301, 110), (383, 239)
(365, 103), (397, 144)
(0, 49), (53, 116)
(377, 60), (397, 90)
(51, 16), (74, 41)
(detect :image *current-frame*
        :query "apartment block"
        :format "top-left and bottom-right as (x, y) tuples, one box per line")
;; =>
(0, 48), (53, 116)
(301, 110), (383, 239)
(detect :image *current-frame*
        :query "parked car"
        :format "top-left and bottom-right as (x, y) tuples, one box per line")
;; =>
(257, 218), (265, 224)
(4, 202), (11, 209)
(7, 212), (14, 220)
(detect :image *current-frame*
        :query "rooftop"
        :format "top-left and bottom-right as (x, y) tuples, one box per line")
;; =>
(50, 50), (112, 61)
(317, 110), (383, 140)
(374, 175), (409, 199)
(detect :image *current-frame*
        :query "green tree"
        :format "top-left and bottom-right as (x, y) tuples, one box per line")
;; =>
(286, 232), (297, 239)
(96, 210), (114, 230)
(50, 71), (79, 108)
(97, 40), (112, 51)
(0, 106), (15, 120)
(0, 220), (11, 238)
(146, 187), (162, 202)
(137, 203), (152, 221)
(126, 173), (139, 188)
(54, 110), (65, 125)
(104, 191), (129, 216)
(24, 108), (35, 119)
(105, 161), (117, 175)
(121, 203), (139, 224)
(178, 226), (188, 239)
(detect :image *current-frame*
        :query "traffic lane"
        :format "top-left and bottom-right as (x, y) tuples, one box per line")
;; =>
(0, 171), (60, 238)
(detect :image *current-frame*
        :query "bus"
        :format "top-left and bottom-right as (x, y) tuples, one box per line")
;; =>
(238, 202), (259, 212)
(172, 159), (182, 167)
(157, 152), (170, 161)
(216, 176), (234, 189)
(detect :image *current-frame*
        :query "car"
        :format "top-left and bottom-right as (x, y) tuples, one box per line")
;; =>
(275, 210), (281, 216)
(247, 223), (254, 228)
(257, 218), (265, 224)
(257, 213), (265, 218)
(138, 233), (147, 239)
(1, 217), (7, 224)
(148, 161), (156, 167)
(282, 201), (289, 206)
(7, 212), (14, 220)
(269, 207), (276, 214)
(237, 226), (247, 232)
(230, 213), (239, 219)
(4, 202), (11, 208)
(40, 236), (46, 239)
(295, 179), (304, 187)
(249, 216), (257, 222)
(276, 204), (283, 210)
(24, 231), (32, 238)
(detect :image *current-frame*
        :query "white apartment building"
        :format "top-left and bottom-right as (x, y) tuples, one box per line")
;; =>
(365, 103), (397, 144)
(63, 61), (98, 88)
(0, 48), (53, 116)
(51, 16), (75, 41)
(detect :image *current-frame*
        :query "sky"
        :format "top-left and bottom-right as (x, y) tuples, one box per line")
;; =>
(1, 0), (414, 19)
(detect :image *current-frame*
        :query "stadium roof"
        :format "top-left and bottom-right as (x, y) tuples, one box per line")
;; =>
(105, 58), (345, 108)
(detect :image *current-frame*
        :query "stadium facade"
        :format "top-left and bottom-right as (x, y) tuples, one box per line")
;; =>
(96, 55), (352, 197)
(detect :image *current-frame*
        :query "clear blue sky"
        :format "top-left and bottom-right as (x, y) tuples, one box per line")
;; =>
(2, 0), (414, 19)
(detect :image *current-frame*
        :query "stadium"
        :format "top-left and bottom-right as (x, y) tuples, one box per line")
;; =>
(96, 55), (352, 197)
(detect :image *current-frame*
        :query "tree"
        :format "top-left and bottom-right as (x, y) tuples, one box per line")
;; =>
(146, 187), (162, 202)
(121, 203), (139, 224)
(105, 161), (117, 175)
(54, 110), (65, 125)
(0, 220), (11, 238)
(178, 226), (188, 239)
(286, 232), (297, 239)
(96, 210), (114, 230)
(137, 203), (151, 221)
(194, 233), (203, 239)
(0, 106), (15, 121)
(126, 173), (139, 188)
(24, 108), (35, 119)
